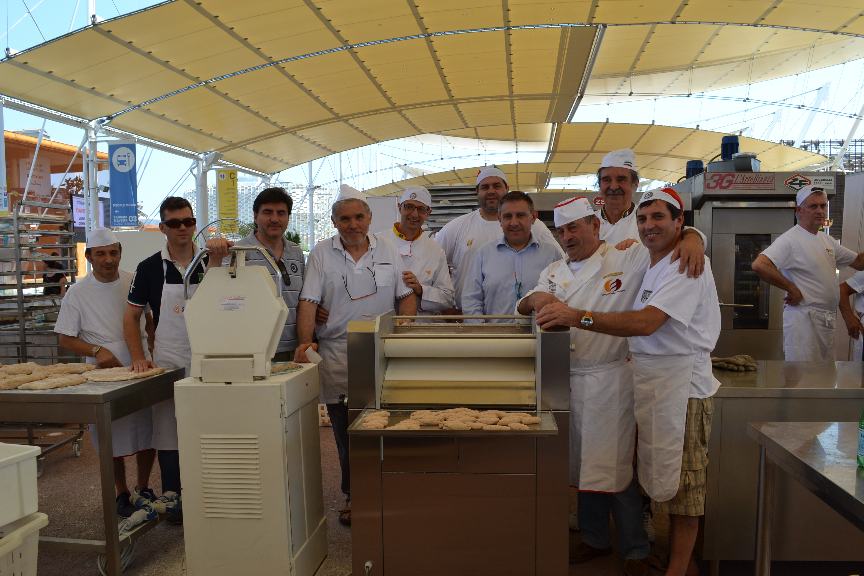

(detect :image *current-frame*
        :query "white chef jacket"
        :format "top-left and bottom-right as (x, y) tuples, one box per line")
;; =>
(377, 225), (454, 313)
(434, 209), (563, 302)
(761, 225), (856, 310)
(300, 234), (413, 403)
(599, 206), (638, 245)
(630, 252), (722, 398)
(519, 242), (650, 367)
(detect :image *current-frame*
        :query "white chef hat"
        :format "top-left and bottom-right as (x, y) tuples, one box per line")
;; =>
(476, 166), (508, 187)
(336, 184), (366, 203)
(553, 197), (595, 227)
(86, 227), (120, 249)
(600, 149), (637, 172)
(399, 186), (432, 208)
(796, 184), (826, 206)
(638, 187), (683, 211)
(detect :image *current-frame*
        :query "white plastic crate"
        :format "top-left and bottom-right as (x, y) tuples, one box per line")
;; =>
(0, 512), (49, 576)
(0, 444), (41, 528)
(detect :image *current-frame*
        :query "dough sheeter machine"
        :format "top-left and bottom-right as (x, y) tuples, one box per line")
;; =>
(174, 246), (327, 576)
(347, 313), (570, 576)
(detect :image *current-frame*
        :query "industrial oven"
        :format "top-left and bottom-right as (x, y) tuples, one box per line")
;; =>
(346, 313), (570, 576)
(674, 170), (843, 360)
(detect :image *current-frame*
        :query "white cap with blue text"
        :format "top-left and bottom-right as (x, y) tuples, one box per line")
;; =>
(336, 184), (366, 203)
(86, 227), (120, 249)
(553, 197), (596, 227)
(600, 149), (637, 172)
(399, 186), (432, 208)
(795, 184), (825, 207)
(475, 166), (508, 186)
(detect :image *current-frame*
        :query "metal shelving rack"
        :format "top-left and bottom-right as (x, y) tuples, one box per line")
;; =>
(0, 199), (78, 363)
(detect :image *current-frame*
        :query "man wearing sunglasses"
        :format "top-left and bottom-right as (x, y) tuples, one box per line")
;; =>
(124, 196), (209, 524)
(377, 186), (455, 317)
(295, 185), (417, 527)
(206, 187), (305, 361)
(461, 191), (562, 322)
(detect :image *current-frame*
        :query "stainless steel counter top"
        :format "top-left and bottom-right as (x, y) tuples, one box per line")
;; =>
(714, 361), (864, 397)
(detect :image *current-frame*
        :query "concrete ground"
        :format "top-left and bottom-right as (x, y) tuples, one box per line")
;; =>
(21, 425), (863, 576)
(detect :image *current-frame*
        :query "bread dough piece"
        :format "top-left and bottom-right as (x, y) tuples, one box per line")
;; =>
(477, 416), (500, 425)
(359, 418), (388, 430)
(417, 417), (443, 427)
(45, 363), (96, 375)
(482, 424), (510, 431)
(409, 410), (437, 420)
(467, 421), (485, 430)
(367, 410), (391, 418)
(85, 366), (166, 382)
(2, 362), (43, 375)
(271, 362), (303, 374)
(479, 410), (505, 419)
(19, 374), (87, 390)
(507, 422), (530, 431)
(0, 371), (48, 390)
(387, 420), (421, 430)
(521, 416), (541, 425)
(440, 420), (471, 431)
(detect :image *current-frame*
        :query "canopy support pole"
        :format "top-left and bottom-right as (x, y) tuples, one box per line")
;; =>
(831, 99), (864, 171)
(307, 162), (316, 248)
(195, 152), (221, 234)
(85, 122), (100, 232)
(0, 102), (7, 216)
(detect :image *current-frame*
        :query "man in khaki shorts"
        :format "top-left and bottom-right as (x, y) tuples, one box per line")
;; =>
(535, 188), (720, 576)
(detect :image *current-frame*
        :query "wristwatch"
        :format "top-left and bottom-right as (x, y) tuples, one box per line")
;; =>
(579, 311), (594, 329)
(91, 345), (102, 357)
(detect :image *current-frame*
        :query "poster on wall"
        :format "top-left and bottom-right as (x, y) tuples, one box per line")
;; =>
(108, 142), (138, 227)
(217, 169), (238, 233)
(17, 157), (52, 201)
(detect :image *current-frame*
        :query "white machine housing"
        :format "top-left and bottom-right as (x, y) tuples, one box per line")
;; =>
(184, 252), (287, 382)
(176, 246), (327, 576)
(176, 367), (327, 576)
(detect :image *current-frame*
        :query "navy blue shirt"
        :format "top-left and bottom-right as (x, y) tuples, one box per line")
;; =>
(127, 248), (208, 328)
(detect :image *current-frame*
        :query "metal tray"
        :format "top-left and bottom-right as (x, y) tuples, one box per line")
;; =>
(348, 408), (558, 437)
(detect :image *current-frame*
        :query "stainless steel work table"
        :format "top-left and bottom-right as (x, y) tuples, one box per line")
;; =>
(749, 421), (864, 576)
(0, 368), (183, 576)
(704, 361), (864, 573)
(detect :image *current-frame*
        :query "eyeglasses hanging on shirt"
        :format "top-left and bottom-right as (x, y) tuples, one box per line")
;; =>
(260, 248), (291, 288)
(514, 272), (523, 300)
(342, 251), (380, 300)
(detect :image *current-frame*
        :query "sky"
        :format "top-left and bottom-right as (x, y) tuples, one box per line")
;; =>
(2, 0), (864, 218)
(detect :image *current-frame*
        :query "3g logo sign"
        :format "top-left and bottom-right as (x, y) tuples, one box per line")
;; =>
(705, 173), (736, 189)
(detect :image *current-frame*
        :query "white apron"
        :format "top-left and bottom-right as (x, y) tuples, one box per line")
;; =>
(631, 353), (693, 502)
(782, 305), (835, 361)
(317, 337), (348, 405)
(569, 358), (635, 493)
(90, 339), (153, 458)
(151, 263), (196, 451)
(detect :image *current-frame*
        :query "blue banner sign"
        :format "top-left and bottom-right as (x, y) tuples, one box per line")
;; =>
(109, 142), (138, 227)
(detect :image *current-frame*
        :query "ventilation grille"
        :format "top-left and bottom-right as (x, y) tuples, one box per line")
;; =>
(200, 434), (263, 519)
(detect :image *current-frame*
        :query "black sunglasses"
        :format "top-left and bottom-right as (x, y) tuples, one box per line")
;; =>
(161, 217), (197, 229)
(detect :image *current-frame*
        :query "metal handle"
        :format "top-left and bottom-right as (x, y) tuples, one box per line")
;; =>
(719, 303), (755, 308)
(182, 245), (281, 299)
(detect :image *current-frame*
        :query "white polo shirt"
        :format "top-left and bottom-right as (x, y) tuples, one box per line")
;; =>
(629, 252), (721, 398)
(300, 233), (413, 341)
(761, 225), (856, 310)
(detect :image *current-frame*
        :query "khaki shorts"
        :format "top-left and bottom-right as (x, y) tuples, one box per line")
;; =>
(654, 396), (713, 517)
